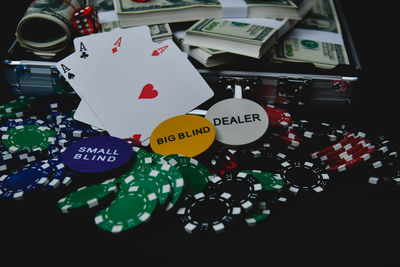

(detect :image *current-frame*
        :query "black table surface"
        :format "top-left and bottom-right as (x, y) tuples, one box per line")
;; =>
(1, 2), (398, 266)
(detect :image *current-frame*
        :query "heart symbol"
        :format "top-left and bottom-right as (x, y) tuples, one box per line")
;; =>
(138, 83), (158, 99)
(151, 49), (160, 56)
(68, 72), (75, 79)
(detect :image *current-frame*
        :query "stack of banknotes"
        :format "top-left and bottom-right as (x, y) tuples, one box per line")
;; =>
(15, 0), (349, 69)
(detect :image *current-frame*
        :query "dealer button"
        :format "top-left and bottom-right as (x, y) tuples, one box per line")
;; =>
(205, 98), (269, 146)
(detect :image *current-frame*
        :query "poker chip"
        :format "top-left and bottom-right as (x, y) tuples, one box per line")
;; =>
(365, 148), (400, 186)
(45, 149), (70, 189)
(176, 191), (241, 234)
(58, 117), (105, 139)
(204, 172), (262, 212)
(0, 96), (35, 116)
(114, 147), (153, 183)
(162, 154), (211, 196)
(94, 187), (158, 233)
(263, 104), (292, 128)
(0, 160), (51, 200)
(318, 135), (362, 163)
(279, 160), (329, 195)
(241, 169), (285, 191)
(244, 206), (271, 227)
(290, 120), (344, 151)
(0, 149), (39, 173)
(57, 178), (118, 213)
(326, 145), (375, 172)
(310, 132), (356, 159)
(152, 161), (185, 211)
(1, 124), (56, 153)
(119, 161), (172, 207)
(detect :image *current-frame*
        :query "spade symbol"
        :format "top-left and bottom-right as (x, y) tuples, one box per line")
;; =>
(80, 52), (89, 59)
(68, 72), (75, 79)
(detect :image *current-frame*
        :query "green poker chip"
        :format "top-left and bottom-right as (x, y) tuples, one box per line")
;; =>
(1, 125), (56, 153)
(0, 97), (34, 114)
(131, 147), (153, 171)
(159, 162), (184, 211)
(57, 178), (118, 213)
(114, 147), (153, 183)
(242, 169), (285, 191)
(162, 154), (211, 196)
(94, 187), (158, 233)
(244, 208), (271, 227)
(119, 162), (172, 207)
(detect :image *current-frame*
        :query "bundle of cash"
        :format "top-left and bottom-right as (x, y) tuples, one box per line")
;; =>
(273, 0), (349, 68)
(101, 21), (173, 43)
(14, 0), (349, 70)
(114, 0), (313, 28)
(183, 18), (297, 59)
(16, 0), (86, 58)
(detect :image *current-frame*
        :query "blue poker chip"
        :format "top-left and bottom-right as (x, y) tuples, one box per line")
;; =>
(45, 111), (68, 130)
(0, 117), (49, 133)
(45, 151), (68, 190)
(0, 150), (38, 174)
(61, 171), (73, 187)
(0, 160), (52, 200)
(58, 117), (106, 139)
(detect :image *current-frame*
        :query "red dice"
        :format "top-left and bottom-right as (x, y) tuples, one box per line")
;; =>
(205, 148), (238, 176)
(71, 6), (100, 35)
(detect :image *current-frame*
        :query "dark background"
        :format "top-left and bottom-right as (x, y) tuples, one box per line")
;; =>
(1, 1), (399, 266)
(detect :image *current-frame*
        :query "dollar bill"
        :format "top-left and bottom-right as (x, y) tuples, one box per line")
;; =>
(183, 18), (300, 58)
(274, 38), (348, 68)
(101, 21), (172, 42)
(273, 0), (349, 68)
(89, 0), (118, 23)
(16, 0), (85, 56)
(114, 0), (312, 27)
(173, 30), (238, 67)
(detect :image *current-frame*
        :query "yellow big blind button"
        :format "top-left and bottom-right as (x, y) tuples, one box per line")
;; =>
(150, 114), (215, 157)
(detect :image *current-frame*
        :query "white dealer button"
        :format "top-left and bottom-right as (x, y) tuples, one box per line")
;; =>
(205, 98), (269, 146)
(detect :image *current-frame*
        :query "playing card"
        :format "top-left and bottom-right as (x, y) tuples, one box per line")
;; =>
(56, 28), (122, 130)
(78, 29), (214, 144)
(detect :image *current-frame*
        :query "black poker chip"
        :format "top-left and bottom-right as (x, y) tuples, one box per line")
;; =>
(367, 147), (400, 186)
(203, 172), (263, 212)
(176, 191), (241, 234)
(279, 159), (330, 196)
(290, 120), (345, 152)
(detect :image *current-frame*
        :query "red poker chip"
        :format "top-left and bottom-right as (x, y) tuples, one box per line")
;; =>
(327, 141), (372, 166)
(311, 132), (357, 160)
(278, 135), (301, 148)
(326, 146), (375, 172)
(320, 136), (364, 163)
(263, 105), (292, 128)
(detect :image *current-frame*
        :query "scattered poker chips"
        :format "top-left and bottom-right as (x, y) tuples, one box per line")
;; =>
(3, 92), (400, 238)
